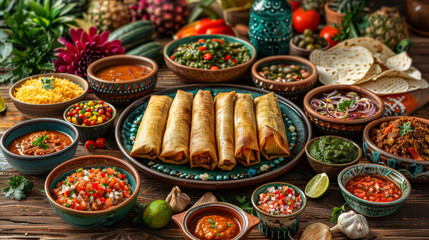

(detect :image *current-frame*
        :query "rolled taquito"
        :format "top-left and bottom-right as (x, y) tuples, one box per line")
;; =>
(234, 93), (260, 166)
(254, 92), (290, 160)
(130, 95), (172, 159)
(159, 90), (193, 164)
(214, 91), (236, 171)
(189, 90), (218, 170)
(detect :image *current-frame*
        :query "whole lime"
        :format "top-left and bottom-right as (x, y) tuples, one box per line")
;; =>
(142, 200), (173, 229)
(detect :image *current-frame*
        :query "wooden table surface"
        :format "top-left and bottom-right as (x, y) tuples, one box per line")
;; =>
(1, 33), (429, 240)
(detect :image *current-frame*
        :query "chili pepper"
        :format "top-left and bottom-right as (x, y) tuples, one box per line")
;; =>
(206, 26), (235, 35)
(199, 46), (207, 51)
(231, 59), (237, 64)
(384, 123), (395, 134)
(198, 39), (205, 43)
(210, 66), (219, 70)
(224, 55), (231, 61)
(408, 147), (424, 161)
(195, 18), (227, 34)
(203, 53), (212, 60)
(170, 56), (174, 60)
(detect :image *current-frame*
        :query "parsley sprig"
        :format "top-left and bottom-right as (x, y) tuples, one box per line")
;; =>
(220, 195), (254, 215)
(330, 203), (347, 223)
(32, 131), (49, 149)
(399, 122), (413, 136)
(41, 77), (55, 90)
(3, 175), (34, 200)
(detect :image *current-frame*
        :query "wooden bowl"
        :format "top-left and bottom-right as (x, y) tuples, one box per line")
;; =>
(9, 73), (88, 118)
(44, 155), (141, 228)
(303, 85), (384, 137)
(164, 34), (256, 83)
(251, 55), (318, 102)
(363, 116), (429, 183)
(289, 34), (329, 59)
(87, 55), (158, 105)
(172, 202), (259, 240)
(305, 135), (362, 179)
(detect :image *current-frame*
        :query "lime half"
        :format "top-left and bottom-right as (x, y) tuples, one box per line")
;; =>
(0, 95), (5, 113)
(305, 173), (330, 199)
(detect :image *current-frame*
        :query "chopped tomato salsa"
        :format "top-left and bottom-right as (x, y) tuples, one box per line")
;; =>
(53, 167), (132, 211)
(257, 185), (303, 215)
(346, 175), (402, 202)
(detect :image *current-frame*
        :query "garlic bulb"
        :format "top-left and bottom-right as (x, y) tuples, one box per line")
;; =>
(300, 223), (332, 240)
(330, 211), (369, 239)
(165, 186), (190, 212)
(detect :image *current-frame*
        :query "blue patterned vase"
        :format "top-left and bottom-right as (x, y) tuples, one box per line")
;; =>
(249, 0), (293, 58)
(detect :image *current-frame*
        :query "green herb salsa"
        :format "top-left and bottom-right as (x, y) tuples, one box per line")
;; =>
(309, 136), (358, 164)
(169, 38), (251, 70)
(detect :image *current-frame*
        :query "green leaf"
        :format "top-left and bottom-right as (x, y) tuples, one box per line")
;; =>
(235, 195), (246, 204)
(187, 0), (215, 23)
(338, 99), (355, 112)
(2, 175), (34, 201)
(330, 203), (347, 223)
(29, 1), (48, 18)
(200, 5), (220, 20)
(400, 122), (413, 136)
(32, 130), (49, 149)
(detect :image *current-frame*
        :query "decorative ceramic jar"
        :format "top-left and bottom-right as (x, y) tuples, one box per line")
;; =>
(249, 0), (293, 58)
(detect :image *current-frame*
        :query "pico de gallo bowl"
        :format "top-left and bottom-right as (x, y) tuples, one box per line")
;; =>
(45, 155), (140, 228)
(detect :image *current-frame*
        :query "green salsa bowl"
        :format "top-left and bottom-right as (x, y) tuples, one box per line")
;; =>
(305, 135), (362, 179)
(164, 34), (256, 83)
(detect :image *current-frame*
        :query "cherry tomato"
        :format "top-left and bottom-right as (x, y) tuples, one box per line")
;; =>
(72, 109), (79, 115)
(84, 119), (90, 125)
(84, 140), (96, 151)
(79, 113), (85, 119)
(203, 53), (212, 60)
(288, 0), (301, 12)
(320, 25), (340, 48)
(67, 112), (72, 117)
(225, 55), (231, 61)
(98, 109), (105, 115)
(107, 108), (113, 113)
(199, 46), (207, 51)
(106, 112), (111, 118)
(95, 137), (106, 149)
(292, 8), (320, 33)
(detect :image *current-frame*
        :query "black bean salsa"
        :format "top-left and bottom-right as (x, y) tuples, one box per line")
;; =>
(170, 38), (251, 70)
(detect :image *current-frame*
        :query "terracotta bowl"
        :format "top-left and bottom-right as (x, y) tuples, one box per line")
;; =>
(164, 34), (256, 83)
(251, 182), (307, 239)
(45, 155), (140, 228)
(305, 135), (362, 179)
(63, 100), (117, 142)
(363, 116), (429, 183)
(325, 1), (345, 26)
(87, 55), (158, 105)
(172, 202), (259, 240)
(9, 73), (88, 118)
(251, 55), (317, 102)
(338, 163), (411, 217)
(289, 34), (329, 59)
(303, 85), (385, 137)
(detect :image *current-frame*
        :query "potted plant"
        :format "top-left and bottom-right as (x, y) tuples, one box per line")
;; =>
(324, 0), (363, 25)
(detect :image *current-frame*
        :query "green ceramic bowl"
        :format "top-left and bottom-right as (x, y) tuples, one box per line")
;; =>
(251, 182), (307, 239)
(45, 155), (140, 228)
(63, 100), (117, 142)
(164, 34), (256, 83)
(338, 163), (411, 217)
(0, 118), (79, 175)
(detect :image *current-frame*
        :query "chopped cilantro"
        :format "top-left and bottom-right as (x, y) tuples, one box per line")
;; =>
(227, 222), (231, 227)
(32, 131), (49, 149)
(215, 234), (221, 236)
(400, 122), (413, 136)
(65, 203), (71, 207)
(207, 218), (217, 229)
(338, 99), (355, 112)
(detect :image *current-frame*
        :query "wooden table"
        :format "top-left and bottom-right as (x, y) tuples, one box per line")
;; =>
(1, 33), (429, 240)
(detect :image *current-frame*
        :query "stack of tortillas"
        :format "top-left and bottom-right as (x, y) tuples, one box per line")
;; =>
(309, 37), (428, 95)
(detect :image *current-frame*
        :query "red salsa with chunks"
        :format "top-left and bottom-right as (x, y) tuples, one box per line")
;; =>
(53, 167), (132, 211)
(346, 175), (402, 202)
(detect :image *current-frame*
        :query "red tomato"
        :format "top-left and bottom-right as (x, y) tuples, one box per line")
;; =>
(288, 0), (301, 12)
(85, 140), (95, 151)
(320, 25), (340, 48)
(95, 137), (106, 149)
(292, 8), (320, 33)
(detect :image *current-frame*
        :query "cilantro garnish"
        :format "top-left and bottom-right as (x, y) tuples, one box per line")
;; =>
(207, 218), (217, 229)
(41, 77), (55, 90)
(2, 176), (34, 200)
(400, 122), (413, 136)
(330, 203), (347, 223)
(227, 222), (231, 227)
(338, 99), (355, 112)
(220, 195), (254, 215)
(32, 131), (49, 149)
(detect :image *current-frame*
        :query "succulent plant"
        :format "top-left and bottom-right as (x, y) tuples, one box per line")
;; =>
(54, 26), (125, 78)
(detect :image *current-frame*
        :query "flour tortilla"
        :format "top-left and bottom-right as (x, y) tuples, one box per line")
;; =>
(332, 37), (396, 61)
(357, 77), (409, 95)
(407, 78), (429, 91)
(354, 63), (382, 85)
(385, 52), (412, 71)
(404, 66), (422, 80)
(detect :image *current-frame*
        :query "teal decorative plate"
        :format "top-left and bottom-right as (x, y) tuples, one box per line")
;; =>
(115, 84), (312, 190)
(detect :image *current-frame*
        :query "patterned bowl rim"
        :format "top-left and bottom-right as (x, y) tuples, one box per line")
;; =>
(303, 84), (385, 125)
(250, 55), (317, 87)
(338, 163), (411, 206)
(62, 100), (117, 129)
(9, 73), (89, 107)
(0, 118), (79, 160)
(163, 34), (257, 73)
(251, 182), (307, 218)
(86, 55), (158, 84)
(44, 155), (141, 215)
(304, 135), (362, 167)
(363, 116), (429, 166)
(289, 34), (330, 52)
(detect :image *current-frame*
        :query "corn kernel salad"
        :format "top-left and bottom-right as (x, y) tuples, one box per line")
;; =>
(52, 167), (132, 211)
(257, 185), (303, 215)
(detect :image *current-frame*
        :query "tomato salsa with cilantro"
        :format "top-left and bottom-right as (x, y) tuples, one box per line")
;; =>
(53, 167), (132, 211)
(193, 215), (239, 240)
(346, 175), (402, 202)
(170, 38), (251, 70)
(257, 185), (303, 215)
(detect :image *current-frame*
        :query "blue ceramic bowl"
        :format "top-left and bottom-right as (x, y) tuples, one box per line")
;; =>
(251, 182), (307, 239)
(164, 34), (256, 83)
(63, 100), (117, 142)
(44, 155), (140, 228)
(338, 163), (411, 217)
(0, 118), (79, 175)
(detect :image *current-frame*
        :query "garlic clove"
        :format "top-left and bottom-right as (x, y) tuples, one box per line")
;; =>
(165, 186), (190, 213)
(330, 211), (369, 239)
(300, 223), (332, 240)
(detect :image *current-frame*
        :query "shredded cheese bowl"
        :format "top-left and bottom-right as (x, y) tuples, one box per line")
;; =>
(10, 73), (88, 118)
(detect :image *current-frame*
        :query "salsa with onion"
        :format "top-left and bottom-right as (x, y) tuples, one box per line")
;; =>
(310, 90), (377, 119)
(346, 175), (402, 202)
(257, 185), (303, 215)
(53, 167), (132, 211)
